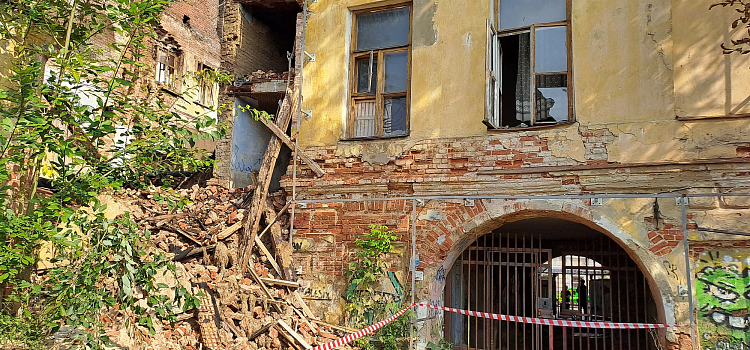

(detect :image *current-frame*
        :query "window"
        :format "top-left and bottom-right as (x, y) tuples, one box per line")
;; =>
(348, 5), (411, 139)
(486, 0), (572, 129)
(196, 63), (215, 107)
(155, 47), (179, 88)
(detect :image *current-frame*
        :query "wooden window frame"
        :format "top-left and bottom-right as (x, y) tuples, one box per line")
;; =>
(486, 0), (574, 129)
(346, 3), (412, 140)
(196, 62), (216, 108)
(155, 47), (180, 90)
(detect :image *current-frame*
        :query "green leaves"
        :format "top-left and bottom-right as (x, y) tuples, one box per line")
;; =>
(0, 0), (221, 347)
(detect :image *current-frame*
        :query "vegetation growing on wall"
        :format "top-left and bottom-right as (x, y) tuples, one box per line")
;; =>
(0, 0), (229, 348)
(345, 224), (411, 350)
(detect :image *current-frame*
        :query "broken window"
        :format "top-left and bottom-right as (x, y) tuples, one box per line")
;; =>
(486, 0), (572, 129)
(348, 5), (410, 139)
(155, 47), (179, 89)
(197, 63), (216, 108)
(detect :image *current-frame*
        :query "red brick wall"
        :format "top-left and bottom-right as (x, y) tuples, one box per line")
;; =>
(165, 0), (221, 42)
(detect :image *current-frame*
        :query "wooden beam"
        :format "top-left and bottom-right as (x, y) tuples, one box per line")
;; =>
(248, 321), (276, 340)
(312, 320), (358, 334)
(258, 200), (292, 241)
(255, 236), (284, 278)
(248, 265), (284, 314)
(476, 157), (750, 175)
(278, 319), (312, 350)
(293, 291), (317, 320)
(240, 88), (298, 275)
(260, 117), (325, 177)
(217, 221), (242, 240)
(259, 277), (300, 288)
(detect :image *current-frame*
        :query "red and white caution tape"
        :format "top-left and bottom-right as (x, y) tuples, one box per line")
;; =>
(310, 303), (676, 350)
(309, 303), (414, 350)
(418, 303), (673, 330)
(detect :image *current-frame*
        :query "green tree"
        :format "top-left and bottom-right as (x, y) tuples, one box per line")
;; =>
(0, 0), (228, 347)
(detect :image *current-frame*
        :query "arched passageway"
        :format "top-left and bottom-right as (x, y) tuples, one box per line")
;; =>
(445, 217), (660, 350)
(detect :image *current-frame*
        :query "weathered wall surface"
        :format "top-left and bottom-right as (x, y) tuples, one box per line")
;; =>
(296, 0), (750, 164)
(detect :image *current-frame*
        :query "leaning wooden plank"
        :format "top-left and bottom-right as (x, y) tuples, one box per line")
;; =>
(293, 291), (317, 320)
(275, 325), (302, 350)
(259, 277), (300, 288)
(262, 202), (294, 279)
(257, 200), (292, 241)
(291, 306), (319, 335)
(248, 320), (276, 340)
(259, 117), (325, 177)
(240, 88), (298, 274)
(254, 236), (283, 278)
(278, 319), (312, 350)
(248, 265), (284, 313)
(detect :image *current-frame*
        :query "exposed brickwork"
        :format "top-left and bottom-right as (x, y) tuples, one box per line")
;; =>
(647, 225), (685, 256)
(280, 134), (578, 191)
(579, 126), (616, 164)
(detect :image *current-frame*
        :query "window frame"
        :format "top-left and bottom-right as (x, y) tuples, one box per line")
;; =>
(196, 62), (216, 108)
(346, 3), (412, 140)
(155, 46), (180, 90)
(486, 0), (574, 129)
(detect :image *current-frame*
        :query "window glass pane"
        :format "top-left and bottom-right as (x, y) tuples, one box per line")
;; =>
(356, 6), (410, 51)
(383, 97), (407, 136)
(534, 26), (567, 73)
(535, 74), (568, 122)
(356, 58), (377, 94)
(499, 0), (566, 30)
(354, 100), (377, 137)
(384, 50), (408, 93)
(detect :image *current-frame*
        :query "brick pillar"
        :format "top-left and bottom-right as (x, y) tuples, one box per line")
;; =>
(214, 0), (241, 183)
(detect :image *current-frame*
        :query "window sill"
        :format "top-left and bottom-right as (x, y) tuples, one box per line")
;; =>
(487, 120), (576, 133)
(340, 133), (410, 142)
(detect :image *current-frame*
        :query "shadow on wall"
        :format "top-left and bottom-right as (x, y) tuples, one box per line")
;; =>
(675, 1), (750, 116)
(695, 248), (750, 350)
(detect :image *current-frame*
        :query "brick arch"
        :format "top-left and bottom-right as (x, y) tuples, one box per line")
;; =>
(418, 199), (675, 340)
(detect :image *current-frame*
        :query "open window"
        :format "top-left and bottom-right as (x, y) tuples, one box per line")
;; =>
(486, 0), (572, 129)
(347, 4), (411, 139)
(156, 47), (180, 89)
(196, 63), (216, 108)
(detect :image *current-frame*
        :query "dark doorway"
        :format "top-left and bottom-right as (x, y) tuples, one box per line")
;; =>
(445, 218), (660, 350)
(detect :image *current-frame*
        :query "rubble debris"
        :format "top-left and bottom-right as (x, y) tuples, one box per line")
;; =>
(99, 182), (351, 350)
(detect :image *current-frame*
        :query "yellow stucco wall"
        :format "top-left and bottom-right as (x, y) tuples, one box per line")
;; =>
(298, 0), (750, 163)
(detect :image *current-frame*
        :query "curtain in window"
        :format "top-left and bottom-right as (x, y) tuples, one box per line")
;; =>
(514, 33), (532, 123)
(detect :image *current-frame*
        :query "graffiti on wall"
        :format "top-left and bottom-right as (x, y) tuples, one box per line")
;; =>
(695, 249), (750, 350)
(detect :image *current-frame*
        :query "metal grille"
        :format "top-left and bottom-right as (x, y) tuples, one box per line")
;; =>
(446, 231), (659, 350)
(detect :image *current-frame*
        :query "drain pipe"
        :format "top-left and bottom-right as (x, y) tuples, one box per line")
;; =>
(411, 199), (417, 350)
(680, 194), (697, 350)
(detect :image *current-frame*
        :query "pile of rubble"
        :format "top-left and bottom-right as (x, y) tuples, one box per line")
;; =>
(104, 181), (354, 350)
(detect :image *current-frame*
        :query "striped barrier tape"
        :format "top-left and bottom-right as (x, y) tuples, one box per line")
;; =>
(310, 303), (676, 350)
(417, 303), (672, 330)
(309, 304), (413, 350)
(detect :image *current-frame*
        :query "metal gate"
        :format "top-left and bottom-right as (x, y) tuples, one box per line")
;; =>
(445, 230), (659, 350)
